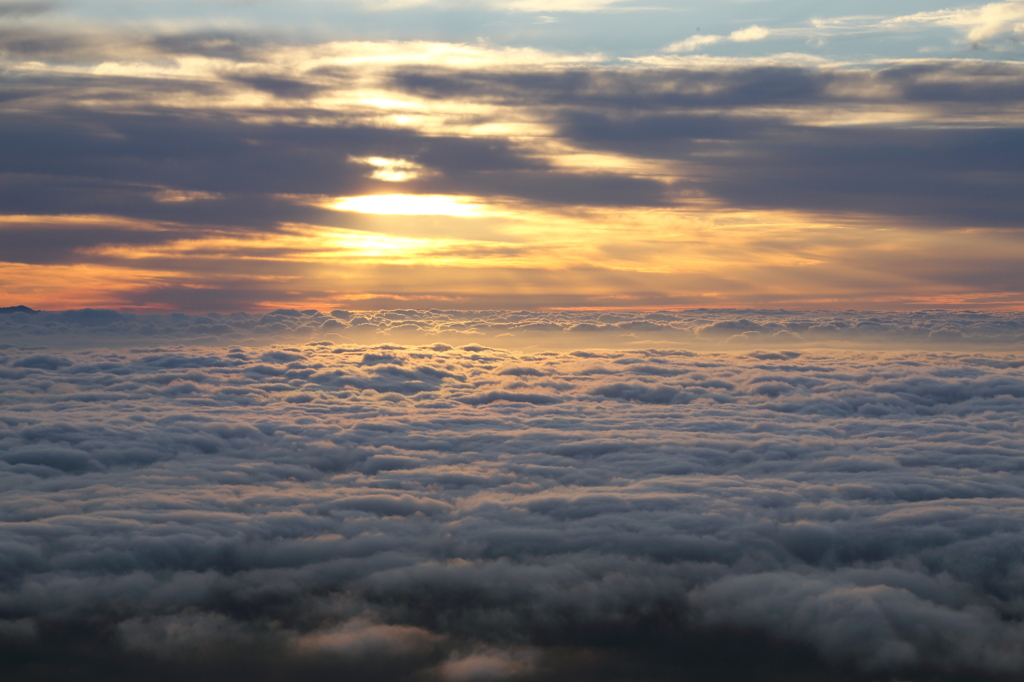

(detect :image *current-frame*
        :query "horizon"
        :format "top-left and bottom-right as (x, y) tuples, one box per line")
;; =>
(4, 306), (1024, 353)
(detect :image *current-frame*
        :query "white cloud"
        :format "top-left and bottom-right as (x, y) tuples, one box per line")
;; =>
(665, 24), (771, 53)
(665, 33), (724, 53)
(662, 2), (1023, 54)
(804, 2), (1024, 48)
(885, 1), (1024, 46)
(729, 24), (771, 42)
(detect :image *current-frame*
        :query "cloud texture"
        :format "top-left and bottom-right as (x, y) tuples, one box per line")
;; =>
(2, 317), (1024, 680)
(4, 307), (1024, 350)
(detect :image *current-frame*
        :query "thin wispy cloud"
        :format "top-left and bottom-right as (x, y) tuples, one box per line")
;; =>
(884, 0), (1024, 46)
(664, 1), (1024, 54)
(665, 24), (771, 52)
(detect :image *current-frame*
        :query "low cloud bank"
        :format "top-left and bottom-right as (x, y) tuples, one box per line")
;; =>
(1, 324), (1023, 680)
(3, 307), (1024, 350)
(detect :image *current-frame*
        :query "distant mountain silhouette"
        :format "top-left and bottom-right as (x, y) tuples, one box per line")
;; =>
(0, 305), (39, 315)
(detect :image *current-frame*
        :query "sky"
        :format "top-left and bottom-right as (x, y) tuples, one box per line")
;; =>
(1, 0), (1023, 312)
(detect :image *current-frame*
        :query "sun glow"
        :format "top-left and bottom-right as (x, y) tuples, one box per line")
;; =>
(349, 157), (428, 182)
(329, 194), (487, 216)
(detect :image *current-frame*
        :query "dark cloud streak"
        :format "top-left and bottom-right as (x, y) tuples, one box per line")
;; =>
(0, 1), (54, 18)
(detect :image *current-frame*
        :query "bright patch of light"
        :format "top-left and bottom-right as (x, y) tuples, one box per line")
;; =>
(331, 231), (433, 258)
(154, 190), (223, 203)
(349, 156), (426, 182)
(665, 34), (723, 53)
(330, 194), (485, 216)
(730, 25), (771, 42)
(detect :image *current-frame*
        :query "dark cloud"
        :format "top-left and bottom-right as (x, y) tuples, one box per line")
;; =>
(415, 136), (547, 174)
(554, 112), (1024, 226)
(700, 126), (1024, 227)
(391, 62), (1024, 110)
(391, 62), (1024, 225)
(150, 32), (269, 61)
(0, 28), (91, 58)
(879, 61), (1024, 103)
(229, 75), (326, 99)
(561, 110), (771, 147)
(0, 111), (382, 196)
(0, 1), (54, 18)
(0, 177), (348, 232)
(1, 104), (634, 224)
(0, 219), (197, 265)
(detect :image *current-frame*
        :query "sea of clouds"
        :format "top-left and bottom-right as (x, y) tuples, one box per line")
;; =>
(3, 309), (1024, 681)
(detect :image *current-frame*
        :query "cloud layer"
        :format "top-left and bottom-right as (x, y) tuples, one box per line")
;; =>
(2, 320), (1024, 680)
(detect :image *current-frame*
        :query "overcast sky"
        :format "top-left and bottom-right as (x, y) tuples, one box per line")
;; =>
(1, 0), (1023, 311)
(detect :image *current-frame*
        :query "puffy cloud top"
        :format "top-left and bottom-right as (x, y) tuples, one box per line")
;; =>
(2, 308), (1024, 350)
(1, 322), (1024, 680)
